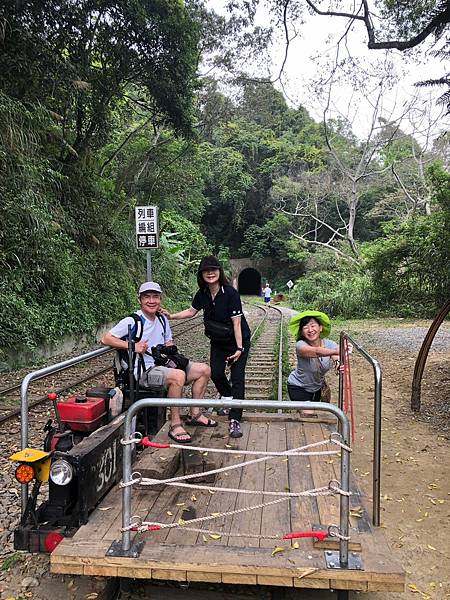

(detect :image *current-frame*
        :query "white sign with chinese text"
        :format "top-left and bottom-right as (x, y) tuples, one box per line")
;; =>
(135, 206), (159, 249)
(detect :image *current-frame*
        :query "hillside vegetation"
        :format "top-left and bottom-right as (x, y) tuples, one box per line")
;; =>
(0, 0), (449, 366)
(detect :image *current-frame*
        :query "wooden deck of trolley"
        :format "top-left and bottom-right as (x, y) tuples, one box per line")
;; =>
(52, 413), (404, 592)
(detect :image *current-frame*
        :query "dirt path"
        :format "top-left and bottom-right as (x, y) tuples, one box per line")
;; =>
(336, 320), (450, 600)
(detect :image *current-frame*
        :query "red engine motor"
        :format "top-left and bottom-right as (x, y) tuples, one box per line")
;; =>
(44, 388), (116, 452)
(57, 395), (107, 432)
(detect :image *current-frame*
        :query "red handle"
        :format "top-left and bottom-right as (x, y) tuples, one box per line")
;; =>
(131, 524), (161, 532)
(141, 437), (170, 449)
(283, 531), (328, 541)
(48, 392), (58, 401)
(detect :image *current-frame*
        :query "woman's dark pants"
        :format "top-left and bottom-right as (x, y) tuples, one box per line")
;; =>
(210, 343), (250, 422)
(287, 384), (322, 403)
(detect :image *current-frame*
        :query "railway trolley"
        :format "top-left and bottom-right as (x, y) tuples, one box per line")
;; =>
(12, 331), (405, 599)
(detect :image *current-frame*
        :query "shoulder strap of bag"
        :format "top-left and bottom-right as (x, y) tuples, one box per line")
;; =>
(155, 311), (167, 337)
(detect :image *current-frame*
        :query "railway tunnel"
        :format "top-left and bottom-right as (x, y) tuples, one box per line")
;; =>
(237, 267), (261, 296)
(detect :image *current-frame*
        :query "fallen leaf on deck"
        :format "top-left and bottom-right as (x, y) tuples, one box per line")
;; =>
(271, 546), (285, 556)
(208, 489), (216, 494)
(211, 512), (221, 517)
(295, 567), (318, 579)
(209, 534), (222, 540)
(176, 502), (185, 507)
(202, 535), (208, 542)
(191, 494), (197, 501)
(166, 511), (173, 516)
(291, 542), (300, 549)
(99, 507), (112, 511)
(427, 545), (436, 551)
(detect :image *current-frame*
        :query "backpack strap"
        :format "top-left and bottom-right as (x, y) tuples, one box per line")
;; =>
(156, 311), (167, 338)
(129, 312), (144, 342)
(123, 313), (146, 382)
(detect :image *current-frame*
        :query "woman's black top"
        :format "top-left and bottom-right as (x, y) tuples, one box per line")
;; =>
(192, 285), (251, 345)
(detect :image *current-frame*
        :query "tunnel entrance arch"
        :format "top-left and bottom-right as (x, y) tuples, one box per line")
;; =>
(238, 267), (261, 296)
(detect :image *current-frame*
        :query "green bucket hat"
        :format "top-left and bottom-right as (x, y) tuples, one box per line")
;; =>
(289, 310), (331, 339)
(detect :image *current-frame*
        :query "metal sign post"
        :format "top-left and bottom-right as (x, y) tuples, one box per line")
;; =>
(135, 206), (159, 281)
(286, 279), (293, 299)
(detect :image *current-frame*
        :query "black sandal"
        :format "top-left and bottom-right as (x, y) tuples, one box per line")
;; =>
(185, 412), (218, 427)
(168, 424), (192, 443)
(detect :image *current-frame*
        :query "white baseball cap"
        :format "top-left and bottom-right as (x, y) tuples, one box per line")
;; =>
(138, 281), (162, 295)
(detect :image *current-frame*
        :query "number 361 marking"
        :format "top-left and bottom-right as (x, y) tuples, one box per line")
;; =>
(96, 440), (118, 492)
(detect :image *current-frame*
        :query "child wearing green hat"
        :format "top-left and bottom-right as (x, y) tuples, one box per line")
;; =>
(287, 311), (339, 407)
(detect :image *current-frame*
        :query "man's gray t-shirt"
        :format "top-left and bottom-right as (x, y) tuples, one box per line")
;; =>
(287, 339), (338, 392)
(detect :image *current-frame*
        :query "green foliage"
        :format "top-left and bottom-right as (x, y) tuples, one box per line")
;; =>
(240, 213), (307, 264)
(290, 270), (376, 319)
(363, 163), (450, 314)
(0, 0), (200, 150)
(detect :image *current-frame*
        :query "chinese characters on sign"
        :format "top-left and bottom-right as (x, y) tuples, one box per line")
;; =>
(135, 206), (159, 249)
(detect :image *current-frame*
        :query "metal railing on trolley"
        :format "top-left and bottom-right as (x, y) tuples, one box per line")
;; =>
(115, 397), (352, 570)
(338, 332), (382, 527)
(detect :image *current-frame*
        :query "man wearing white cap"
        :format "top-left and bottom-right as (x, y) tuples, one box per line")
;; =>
(102, 282), (214, 443)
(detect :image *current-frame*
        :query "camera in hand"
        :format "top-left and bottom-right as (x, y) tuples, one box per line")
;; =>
(151, 344), (189, 372)
(151, 344), (178, 364)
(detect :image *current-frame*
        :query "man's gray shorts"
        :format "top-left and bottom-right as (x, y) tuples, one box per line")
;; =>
(138, 363), (192, 391)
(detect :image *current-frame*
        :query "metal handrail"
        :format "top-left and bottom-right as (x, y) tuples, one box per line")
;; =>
(119, 398), (351, 569)
(19, 346), (113, 511)
(339, 332), (382, 526)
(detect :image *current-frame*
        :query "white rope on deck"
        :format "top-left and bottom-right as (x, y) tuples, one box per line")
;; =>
(120, 436), (351, 490)
(122, 484), (338, 533)
(119, 431), (353, 544)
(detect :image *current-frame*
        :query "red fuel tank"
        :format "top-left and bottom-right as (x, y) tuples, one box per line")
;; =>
(57, 395), (106, 432)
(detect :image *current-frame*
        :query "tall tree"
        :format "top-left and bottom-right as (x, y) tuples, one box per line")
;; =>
(0, 0), (200, 163)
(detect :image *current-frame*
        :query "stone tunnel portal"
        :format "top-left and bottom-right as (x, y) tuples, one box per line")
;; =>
(238, 267), (262, 296)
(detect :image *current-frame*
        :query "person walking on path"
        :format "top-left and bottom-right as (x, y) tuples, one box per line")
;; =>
(263, 283), (272, 304)
(287, 310), (339, 414)
(101, 281), (215, 444)
(163, 256), (251, 438)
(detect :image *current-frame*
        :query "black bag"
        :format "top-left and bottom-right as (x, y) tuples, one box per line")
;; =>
(151, 344), (189, 372)
(204, 319), (234, 343)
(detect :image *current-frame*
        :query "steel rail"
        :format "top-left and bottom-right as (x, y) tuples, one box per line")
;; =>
(267, 305), (284, 410)
(120, 397), (351, 570)
(339, 332), (382, 527)
(0, 355), (110, 398)
(0, 365), (111, 426)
